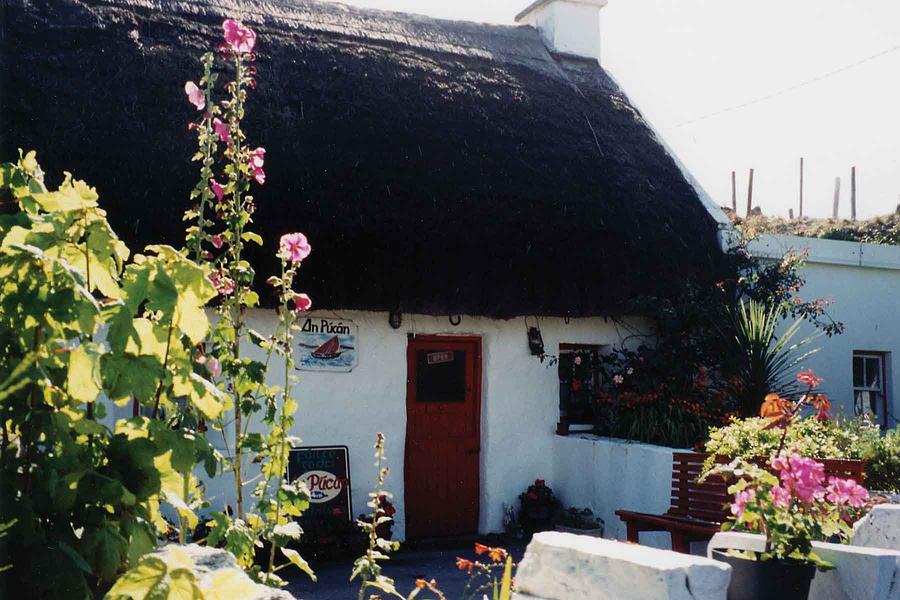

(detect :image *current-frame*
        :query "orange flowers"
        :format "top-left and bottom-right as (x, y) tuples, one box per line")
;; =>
(455, 557), (475, 574)
(760, 392), (793, 429)
(474, 542), (508, 562)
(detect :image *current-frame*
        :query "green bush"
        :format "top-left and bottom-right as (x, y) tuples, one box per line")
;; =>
(704, 416), (899, 492)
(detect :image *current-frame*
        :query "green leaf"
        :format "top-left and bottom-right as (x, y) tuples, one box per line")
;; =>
(82, 523), (128, 581)
(188, 373), (226, 420)
(68, 344), (103, 404)
(240, 232), (263, 246)
(167, 568), (203, 600)
(200, 568), (260, 600)
(104, 556), (167, 600)
(280, 548), (316, 582)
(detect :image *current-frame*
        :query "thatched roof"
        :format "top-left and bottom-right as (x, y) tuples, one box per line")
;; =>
(1, 0), (725, 318)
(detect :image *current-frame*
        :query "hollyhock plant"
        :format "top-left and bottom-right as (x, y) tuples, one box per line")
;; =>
(223, 18), (256, 54)
(209, 178), (225, 202)
(213, 117), (231, 143)
(279, 232), (311, 264)
(184, 80), (205, 110)
(706, 454), (870, 567)
(294, 293), (312, 313)
(249, 147), (266, 184)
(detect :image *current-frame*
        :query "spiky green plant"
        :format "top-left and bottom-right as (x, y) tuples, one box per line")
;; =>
(728, 300), (820, 416)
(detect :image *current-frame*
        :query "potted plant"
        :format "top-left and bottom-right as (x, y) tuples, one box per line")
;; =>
(554, 507), (604, 537)
(705, 453), (869, 600)
(518, 479), (559, 535)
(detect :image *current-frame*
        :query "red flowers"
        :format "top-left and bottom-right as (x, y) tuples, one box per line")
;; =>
(223, 19), (256, 54)
(293, 293), (312, 313)
(796, 369), (823, 389)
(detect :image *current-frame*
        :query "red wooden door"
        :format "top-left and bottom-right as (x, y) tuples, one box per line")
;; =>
(405, 335), (481, 539)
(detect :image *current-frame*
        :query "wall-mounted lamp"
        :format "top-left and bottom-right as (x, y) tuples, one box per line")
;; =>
(389, 311), (402, 329)
(449, 314), (462, 327)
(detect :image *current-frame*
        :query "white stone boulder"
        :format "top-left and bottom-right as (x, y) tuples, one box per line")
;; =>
(149, 544), (296, 600)
(808, 541), (900, 600)
(512, 531), (732, 600)
(852, 504), (900, 551)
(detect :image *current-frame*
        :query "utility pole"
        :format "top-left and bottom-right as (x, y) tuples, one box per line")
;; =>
(850, 166), (857, 221)
(832, 177), (841, 218)
(799, 157), (804, 218)
(746, 168), (754, 217)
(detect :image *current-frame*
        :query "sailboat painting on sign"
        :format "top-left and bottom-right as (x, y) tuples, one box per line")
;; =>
(296, 317), (358, 372)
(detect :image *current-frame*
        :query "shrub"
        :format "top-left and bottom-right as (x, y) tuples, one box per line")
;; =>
(704, 416), (898, 492)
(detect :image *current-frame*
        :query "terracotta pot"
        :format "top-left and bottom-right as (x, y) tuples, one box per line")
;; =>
(712, 550), (816, 600)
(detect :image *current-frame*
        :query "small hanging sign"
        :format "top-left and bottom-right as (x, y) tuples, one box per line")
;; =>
(426, 351), (454, 365)
(296, 317), (358, 372)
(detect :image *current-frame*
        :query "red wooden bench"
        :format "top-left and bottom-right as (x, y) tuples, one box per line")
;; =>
(615, 452), (866, 553)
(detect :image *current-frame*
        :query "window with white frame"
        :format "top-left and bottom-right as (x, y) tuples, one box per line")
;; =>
(852, 351), (890, 429)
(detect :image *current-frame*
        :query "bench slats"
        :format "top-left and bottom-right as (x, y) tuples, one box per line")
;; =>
(616, 451), (866, 554)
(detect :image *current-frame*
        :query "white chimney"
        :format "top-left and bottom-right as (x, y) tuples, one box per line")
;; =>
(514, 0), (607, 62)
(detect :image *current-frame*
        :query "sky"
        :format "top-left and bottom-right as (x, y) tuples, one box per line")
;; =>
(325, 0), (900, 219)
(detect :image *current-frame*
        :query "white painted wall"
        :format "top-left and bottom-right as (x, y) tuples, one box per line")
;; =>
(102, 309), (648, 540)
(750, 235), (900, 427)
(552, 434), (681, 549)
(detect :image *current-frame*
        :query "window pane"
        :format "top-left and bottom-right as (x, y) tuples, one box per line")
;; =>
(865, 357), (881, 389)
(416, 350), (466, 403)
(853, 356), (864, 387)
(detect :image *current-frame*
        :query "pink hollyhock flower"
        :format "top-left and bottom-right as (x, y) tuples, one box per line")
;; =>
(796, 369), (823, 388)
(730, 488), (755, 519)
(209, 178), (225, 202)
(249, 147), (266, 184)
(294, 293), (312, 313)
(210, 234), (225, 249)
(184, 81), (205, 110)
(279, 232), (311, 264)
(209, 270), (235, 296)
(206, 357), (222, 379)
(213, 118), (231, 143)
(223, 19), (256, 54)
(771, 485), (791, 508)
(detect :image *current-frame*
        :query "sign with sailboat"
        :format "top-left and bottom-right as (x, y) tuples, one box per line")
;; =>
(296, 317), (358, 372)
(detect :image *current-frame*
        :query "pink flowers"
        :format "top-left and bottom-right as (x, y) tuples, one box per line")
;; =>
(184, 81), (205, 110)
(249, 147), (266, 184)
(209, 178), (225, 202)
(770, 485), (791, 508)
(206, 357), (222, 379)
(826, 477), (868, 508)
(731, 488), (755, 518)
(773, 453), (825, 504)
(210, 234), (225, 249)
(209, 270), (235, 296)
(796, 369), (823, 388)
(279, 233), (311, 264)
(612, 374), (624, 385)
(213, 118), (231, 143)
(223, 19), (256, 54)
(294, 293), (312, 313)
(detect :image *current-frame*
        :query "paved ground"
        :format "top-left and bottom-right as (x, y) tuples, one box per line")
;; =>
(286, 538), (528, 600)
